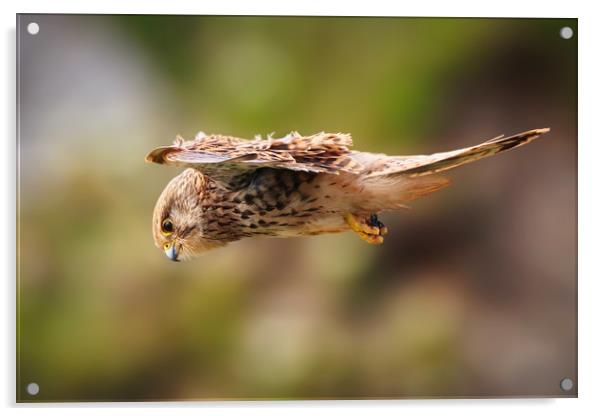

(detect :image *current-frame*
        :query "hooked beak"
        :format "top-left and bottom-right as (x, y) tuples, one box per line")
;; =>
(164, 243), (179, 262)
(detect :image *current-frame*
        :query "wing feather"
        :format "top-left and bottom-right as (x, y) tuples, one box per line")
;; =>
(146, 128), (549, 189)
(145, 131), (361, 184)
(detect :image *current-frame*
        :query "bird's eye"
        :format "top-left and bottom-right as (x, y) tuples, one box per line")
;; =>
(161, 218), (174, 235)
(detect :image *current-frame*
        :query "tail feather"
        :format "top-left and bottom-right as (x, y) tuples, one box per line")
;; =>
(378, 128), (550, 178)
(355, 128), (549, 211)
(357, 174), (452, 211)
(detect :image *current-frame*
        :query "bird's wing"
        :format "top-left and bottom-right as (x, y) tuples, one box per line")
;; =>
(145, 131), (362, 184)
(366, 128), (550, 178)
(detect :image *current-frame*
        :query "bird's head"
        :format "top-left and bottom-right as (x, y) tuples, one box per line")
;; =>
(152, 168), (220, 262)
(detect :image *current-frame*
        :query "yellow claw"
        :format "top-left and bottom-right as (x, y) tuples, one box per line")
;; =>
(344, 213), (386, 245)
(356, 233), (385, 245)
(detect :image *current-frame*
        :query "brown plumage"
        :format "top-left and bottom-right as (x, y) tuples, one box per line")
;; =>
(146, 128), (549, 261)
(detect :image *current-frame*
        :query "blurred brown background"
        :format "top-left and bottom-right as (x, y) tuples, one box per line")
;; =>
(17, 15), (576, 401)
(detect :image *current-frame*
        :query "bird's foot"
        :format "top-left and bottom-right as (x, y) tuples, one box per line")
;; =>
(344, 213), (388, 245)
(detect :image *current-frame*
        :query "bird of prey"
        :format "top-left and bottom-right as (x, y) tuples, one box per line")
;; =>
(146, 128), (549, 261)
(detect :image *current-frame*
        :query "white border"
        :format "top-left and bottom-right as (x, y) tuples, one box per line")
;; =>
(2, 0), (601, 415)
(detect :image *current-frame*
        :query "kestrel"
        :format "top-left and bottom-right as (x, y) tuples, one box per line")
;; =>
(146, 128), (549, 261)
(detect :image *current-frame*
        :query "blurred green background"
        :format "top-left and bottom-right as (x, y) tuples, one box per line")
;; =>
(17, 15), (577, 401)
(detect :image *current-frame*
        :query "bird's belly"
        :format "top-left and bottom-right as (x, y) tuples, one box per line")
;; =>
(211, 169), (354, 240)
(266, 214), (349, 237)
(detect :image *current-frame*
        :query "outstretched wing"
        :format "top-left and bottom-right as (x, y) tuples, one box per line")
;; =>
(367, 128), (550, 178)
(145, 131), (362, 184)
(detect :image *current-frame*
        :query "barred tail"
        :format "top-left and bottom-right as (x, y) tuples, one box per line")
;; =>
(355, 128), (549, 212)
(386, 128), (550, 178)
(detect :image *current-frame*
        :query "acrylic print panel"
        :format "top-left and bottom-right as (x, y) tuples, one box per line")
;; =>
(16, 14), (577, 402)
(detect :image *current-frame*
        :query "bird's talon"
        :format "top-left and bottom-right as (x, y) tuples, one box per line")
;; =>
(356, 232), (384, 245)
(368, 213), (388, 236)
(345, 213), (387, 244)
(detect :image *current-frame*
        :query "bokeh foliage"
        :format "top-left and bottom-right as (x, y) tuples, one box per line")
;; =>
(17, 15), (576, 401)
